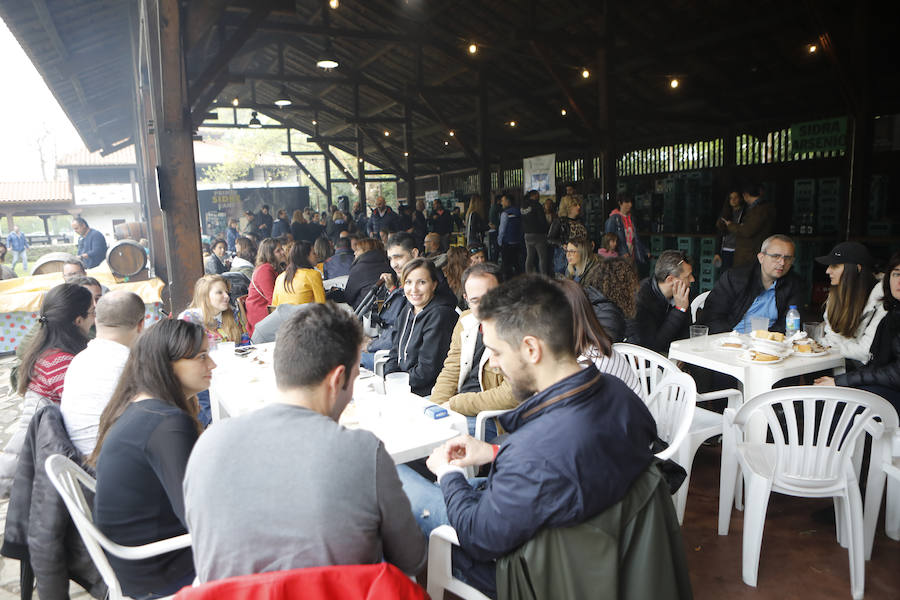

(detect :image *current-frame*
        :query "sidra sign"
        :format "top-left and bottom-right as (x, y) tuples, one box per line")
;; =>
(790, 117), (848, 153)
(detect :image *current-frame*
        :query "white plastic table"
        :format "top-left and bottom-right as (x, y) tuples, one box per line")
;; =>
(669, 332), (847, 439)
(669, 332), (846, 401)
(208, 343), (467, 464)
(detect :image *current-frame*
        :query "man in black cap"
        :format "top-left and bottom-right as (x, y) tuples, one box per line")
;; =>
(701, 233), (806, 334)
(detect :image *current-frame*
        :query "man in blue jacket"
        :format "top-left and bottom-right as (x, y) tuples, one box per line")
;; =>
(497, 194), (524, 281)
(398, 275), (657, 597)
(72, 217), (107, 269)
(6, 226), (29, 273)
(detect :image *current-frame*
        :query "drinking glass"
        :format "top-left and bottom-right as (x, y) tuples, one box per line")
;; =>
(384, 372), (411, 398)
(750, 317), (770, 333)
(689, 324), (709, 350)
(803, 322), (823, 341)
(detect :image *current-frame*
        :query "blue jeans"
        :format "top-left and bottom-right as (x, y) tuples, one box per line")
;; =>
(360, 351), (375, 371)
(196, 390), (212, 428)
(465, 415), (498, 442)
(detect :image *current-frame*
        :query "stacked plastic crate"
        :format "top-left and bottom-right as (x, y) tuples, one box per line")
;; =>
(584, 193), (605, 242)
(792, 179), (816, 236)
(817, 177), (841, 235)
(662, 177), (683, 233)
(697, 236), (718, 293)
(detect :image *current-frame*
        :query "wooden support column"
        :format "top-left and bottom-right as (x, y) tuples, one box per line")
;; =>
(324, 145), (333, 209)
(355, 84), (366, 211)
(404, 101), (416, 205)
(597, 2), (616, 213)
(146, 0), (203, 312)
(477, 70), (491, 206)
(845, 0), (871, 239)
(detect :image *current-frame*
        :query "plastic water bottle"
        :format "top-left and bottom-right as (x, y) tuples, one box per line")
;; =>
(786, 305), (800, 337)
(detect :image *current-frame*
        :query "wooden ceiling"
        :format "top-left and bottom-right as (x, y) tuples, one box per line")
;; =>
(3, 0), (899, 174)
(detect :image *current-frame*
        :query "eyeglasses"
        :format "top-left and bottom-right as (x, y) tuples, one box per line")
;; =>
(762, 252), (795, 263)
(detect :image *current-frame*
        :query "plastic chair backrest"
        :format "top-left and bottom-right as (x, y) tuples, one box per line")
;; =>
(613, 343), (680, 400)
(646, 372), (697, 461)
(44, 454), (192, 600)
(732, 387), (899, 492)
(691, 290), (710, 323)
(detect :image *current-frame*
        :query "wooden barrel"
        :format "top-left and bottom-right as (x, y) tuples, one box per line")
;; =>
(107, 240), (147, 278)
(30, 252), (77, 275)
(114, 221), (149, 241)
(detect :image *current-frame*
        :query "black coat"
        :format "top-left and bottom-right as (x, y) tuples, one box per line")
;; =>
(1, 405), (106, 599)
(699, 263), (806, 334)
(585, 286), (627, 343)
(837, 304), (900, 390)
(385, 298), (459, 395)
(344, 250), (391, 309)
(625, 278), (691, 354)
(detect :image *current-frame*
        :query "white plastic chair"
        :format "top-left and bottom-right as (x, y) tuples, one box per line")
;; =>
(691, 290), (710, 322)
(864, 427), (900, 559)
(474, 409), (512, 442)
(427, 525), (491, 600)
(646, 372), (696, 461)
(44, 454), (193, 600)
(717, 387), (896, 600)
(614, 343), (741, 523)
(372, 349), (390, 378)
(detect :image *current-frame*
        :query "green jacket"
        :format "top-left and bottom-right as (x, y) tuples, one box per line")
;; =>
(496, 463), (692, 600)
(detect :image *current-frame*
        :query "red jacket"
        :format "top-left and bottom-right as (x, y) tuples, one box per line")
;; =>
(174, 563), (427, 600)
(245, 263), (278, 336)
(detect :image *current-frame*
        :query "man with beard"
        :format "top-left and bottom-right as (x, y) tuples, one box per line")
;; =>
(397, 275), (657, 597)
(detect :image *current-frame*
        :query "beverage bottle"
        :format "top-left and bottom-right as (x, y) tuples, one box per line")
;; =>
(785, 305), (800, 337)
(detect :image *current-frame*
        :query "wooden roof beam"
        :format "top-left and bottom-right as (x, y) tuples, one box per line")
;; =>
(530, 41), (599, 140)
(418, 93), (480, 166)
(360, 127), (409, 180)
(188, 2), (273, 110)
(184, 0), (229, 52)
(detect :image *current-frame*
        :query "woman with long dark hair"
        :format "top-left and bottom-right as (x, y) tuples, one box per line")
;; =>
(245, 238), (285, 336)
(271, 240), (326, 306)
(384, 258), (459, 395)
(229, 236), (257, 278)
(557, 279), (643, 398)
(90, 320), (213, 599)
(816, 252), (900, 410)
(0, 283), (95, 495)
(582, 256), (639, 343)
(816, 242), (885, 364)
(443, 246), (469, 308)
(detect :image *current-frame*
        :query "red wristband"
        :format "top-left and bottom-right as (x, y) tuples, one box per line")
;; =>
(492, 444), (500, 460)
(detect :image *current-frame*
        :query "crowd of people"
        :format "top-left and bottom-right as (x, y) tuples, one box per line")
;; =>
(1, 186), (899, 599)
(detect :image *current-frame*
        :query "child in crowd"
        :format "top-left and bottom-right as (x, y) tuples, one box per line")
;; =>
(598, 233), (618, 258)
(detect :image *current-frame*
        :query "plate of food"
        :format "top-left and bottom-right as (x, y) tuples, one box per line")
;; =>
(737, 349), (786, 365)
(792, 339), (830, 357)
(749, 330), (792, 355)
(717, 336), (747, 350)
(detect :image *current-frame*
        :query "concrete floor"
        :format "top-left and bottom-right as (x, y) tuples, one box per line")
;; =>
(0, 353), (896, 599)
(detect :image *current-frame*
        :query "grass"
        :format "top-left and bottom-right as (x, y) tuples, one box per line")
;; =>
(4, 244), (78, 276)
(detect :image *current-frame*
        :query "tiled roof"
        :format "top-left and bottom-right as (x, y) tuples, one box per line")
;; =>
(0, 181), (72, 204)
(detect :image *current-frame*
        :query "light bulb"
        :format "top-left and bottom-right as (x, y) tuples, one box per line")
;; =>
(468, 43), (477, 55)
(560, 108), (567, 116)
(670, 78), (679, 89)
(581, 68), (590, 79)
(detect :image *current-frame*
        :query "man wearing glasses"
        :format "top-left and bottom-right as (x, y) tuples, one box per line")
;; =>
(701, 234), (806, 334)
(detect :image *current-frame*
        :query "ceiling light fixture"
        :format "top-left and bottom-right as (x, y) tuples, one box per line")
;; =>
(443, 140), (449, 146)
(329, 0), (339, 8)
(670, 78), (680, 89)
(274, 86), (292, 107)
(808, 43), (817, 54)
(449, 130), (455, 136)
(248, 111), (262, 129)
(560, 108), (567, 116)
(311, 119), (318, 126)
(358, 157), (364, 163)
(383, 130), (390, 137)
(231, 97), (240, 107)
(581, 68), (590, 79)
(508, 120), (517, 127)
(403, 151), (409, 157)
(468, 43), (477, 55)
(316, 38), (339, 70)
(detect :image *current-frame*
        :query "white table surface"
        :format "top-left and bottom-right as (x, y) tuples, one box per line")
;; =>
(668, 332), (846, 403)
(208, 343), (468, 464)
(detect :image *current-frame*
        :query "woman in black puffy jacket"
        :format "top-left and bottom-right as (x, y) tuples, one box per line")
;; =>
(816, 252), (900, 411)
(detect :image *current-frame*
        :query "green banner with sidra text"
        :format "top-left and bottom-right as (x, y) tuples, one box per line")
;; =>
(790, 117), (848, 153)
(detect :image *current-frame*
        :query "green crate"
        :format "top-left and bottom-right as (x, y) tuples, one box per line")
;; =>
(677, 237), (698, 255)
(819, 177), (841, 197)
(700, 236), (716, 251)
(699, 281), (715, 293)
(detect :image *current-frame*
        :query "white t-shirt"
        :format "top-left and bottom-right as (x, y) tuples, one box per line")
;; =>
(60, 338), (130, 456)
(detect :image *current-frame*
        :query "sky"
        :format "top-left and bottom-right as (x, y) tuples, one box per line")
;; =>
(0, 18), (85, 182)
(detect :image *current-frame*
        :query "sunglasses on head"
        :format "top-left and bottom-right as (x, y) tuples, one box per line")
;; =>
(469, 246), (485, 254)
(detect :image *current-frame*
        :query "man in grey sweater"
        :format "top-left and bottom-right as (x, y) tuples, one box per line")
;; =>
(183, 303), (426, 582)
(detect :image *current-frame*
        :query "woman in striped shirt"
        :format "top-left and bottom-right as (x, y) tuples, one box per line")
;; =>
(0, 283), (95, 495)
(557, 279), (644, 399)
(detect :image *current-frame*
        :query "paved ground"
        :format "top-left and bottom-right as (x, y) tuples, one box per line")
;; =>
(0, 355), (89, 599)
